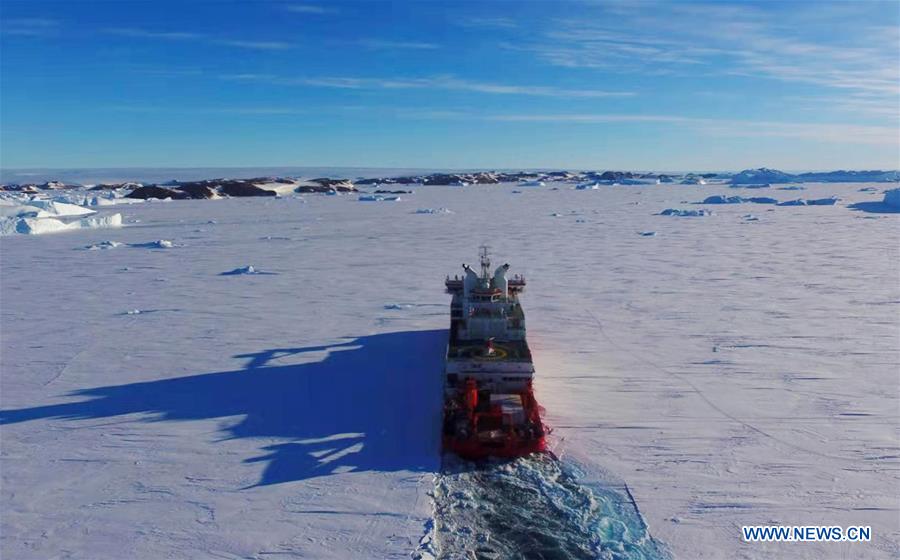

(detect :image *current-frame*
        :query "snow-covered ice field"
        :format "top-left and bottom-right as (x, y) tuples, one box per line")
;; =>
(2, 181), (898, 559)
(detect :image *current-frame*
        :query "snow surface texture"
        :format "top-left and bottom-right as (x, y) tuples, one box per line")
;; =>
(1, 181), (898, 559)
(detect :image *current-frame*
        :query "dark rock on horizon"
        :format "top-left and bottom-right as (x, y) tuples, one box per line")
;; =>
(90, 182), (142, 191)
(598, 171), (635, 181)
(218, 181), (276, 197)
(295, 185), (336, 193)
(177, 184), (217, 199)
(308, 178), (356, 191)
(127, 186), (189, 200)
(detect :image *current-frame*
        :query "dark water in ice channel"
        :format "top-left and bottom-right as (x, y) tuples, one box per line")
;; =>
(418, 454), (671, 560)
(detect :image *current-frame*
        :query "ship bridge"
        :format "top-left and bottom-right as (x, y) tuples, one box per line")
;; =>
(445, 246), (527, 343)
(444, 247), (534, 392)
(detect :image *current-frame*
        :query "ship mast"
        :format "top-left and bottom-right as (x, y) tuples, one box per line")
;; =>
(479, 245), (491, 280)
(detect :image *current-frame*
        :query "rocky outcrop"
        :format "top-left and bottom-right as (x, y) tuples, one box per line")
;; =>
(422, 174), (466, 186)
(422, 172), (500, 185)
(177, 184), (217, 199)
(309, 178), (356, 190)
(217, 181), (276, 197)
(295, 185), (336, 193)
(40, 181), (73, 190)
(127, 186), (188, 200)
(598, 171), (635, 181)
(90, 182), (142, 191)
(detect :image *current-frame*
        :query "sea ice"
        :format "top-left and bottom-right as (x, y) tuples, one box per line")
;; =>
(85, 240), (123, 250)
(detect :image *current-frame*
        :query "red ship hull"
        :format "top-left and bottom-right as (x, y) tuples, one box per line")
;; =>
(442, 378), (547, 461)
(444, 434), (547, 461)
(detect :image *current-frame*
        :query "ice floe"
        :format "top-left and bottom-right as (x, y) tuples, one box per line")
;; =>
(359, 195), (401, 202)
(130, 239), (176, 249)
(701, 195), (777, 204)
(85, 240), (123, 250)
(220, 265), (277, 275)
(222, 265), (258, 275)
(776, 197), (840, 207)
(658, 208), (712, 217)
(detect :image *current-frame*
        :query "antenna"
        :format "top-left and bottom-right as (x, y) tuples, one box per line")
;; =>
(479, 245), (491, 279)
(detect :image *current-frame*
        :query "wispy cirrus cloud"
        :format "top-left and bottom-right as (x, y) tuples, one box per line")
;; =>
(214, 39), (292, 51)
(2, 18), (61, 37)
(104, 27), (202, 40)
(357, 39), (439, 50)
(285, 4), (335, 15)
(513, 2), (900, 110)
(415, 111), (898, 146)
(221, 73), (634, 98)
(110, 105), (310, 115)
(103, 27), (292, 50)
(457, 17), (518, 29)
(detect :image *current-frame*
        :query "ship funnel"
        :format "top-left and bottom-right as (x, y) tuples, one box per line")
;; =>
(493, 263), (510, 294)
(462, 263), (479, 297)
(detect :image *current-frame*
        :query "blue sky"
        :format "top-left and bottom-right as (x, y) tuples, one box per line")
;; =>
(1, 0), (898, 170)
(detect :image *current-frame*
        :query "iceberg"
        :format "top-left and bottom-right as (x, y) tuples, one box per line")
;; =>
(0, 212), (122, 236)
(806, 197), (839, 206)
(776, 197), (839, 207)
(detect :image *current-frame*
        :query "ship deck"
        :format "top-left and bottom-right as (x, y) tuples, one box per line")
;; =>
(447, 337), (532, 362)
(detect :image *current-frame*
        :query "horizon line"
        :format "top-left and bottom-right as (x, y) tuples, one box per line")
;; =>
(2, 165), (899, 175)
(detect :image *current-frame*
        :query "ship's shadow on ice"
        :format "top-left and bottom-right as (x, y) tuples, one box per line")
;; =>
(0, 329), (447, 486)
